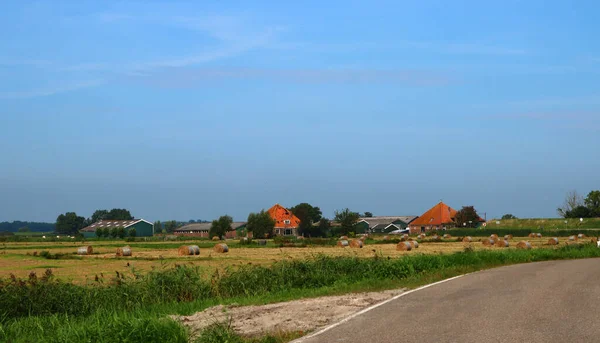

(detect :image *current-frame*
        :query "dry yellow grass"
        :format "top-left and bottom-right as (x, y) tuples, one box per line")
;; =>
(0, 237), (588, 283)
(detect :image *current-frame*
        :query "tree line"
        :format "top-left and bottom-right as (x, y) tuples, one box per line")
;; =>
(0, 221), (55, 233)
(557, 190), (600, 218)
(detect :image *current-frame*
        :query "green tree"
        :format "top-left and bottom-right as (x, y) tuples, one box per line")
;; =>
(363, 212), (373, 218)
(164, 221), (178, 234)
(110, 227), (119, 238)
(584, 190), (600, 216)
(565, 205), (593, 218)
(107, 209), (134, 220)
(17, 227), (31, 233)
(128, 228), (137, 238)
(455, 206), (481, 228)
(117, 227), (126, 239)
(90, 210), (109, 223)
(56, 212), (86, 235)
(317, 218), (331, 237)
(209, 215), (233, 239)
(557, 190), (584, 218)
(334, 208), (360, 235)
(289, 203), (323, 236)
(501, 214), (517, 220)
(246, 210), (275, 239)
(95, 228), (104, 238)
(153, 221), (162, 234)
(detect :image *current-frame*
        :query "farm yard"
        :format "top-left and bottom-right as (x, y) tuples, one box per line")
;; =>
(0, 234), (597, 283)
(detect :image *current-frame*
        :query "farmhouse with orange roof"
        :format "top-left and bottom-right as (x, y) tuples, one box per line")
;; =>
(268, 204), (301, 236)
(408, 201), (458, 234)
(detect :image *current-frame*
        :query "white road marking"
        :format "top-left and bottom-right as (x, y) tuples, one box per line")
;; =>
(290, 274), (467, 343)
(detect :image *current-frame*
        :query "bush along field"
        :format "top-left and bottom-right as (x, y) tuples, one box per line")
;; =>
(2, 243), (600, 342)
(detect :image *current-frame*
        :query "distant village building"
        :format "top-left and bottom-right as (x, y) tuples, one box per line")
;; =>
(174, 222), (246, 238)
(80, 219), (154, 238)
(268, 204), (301, 236)
(354, 216), (418, 234)
(408, 201), (484, 234)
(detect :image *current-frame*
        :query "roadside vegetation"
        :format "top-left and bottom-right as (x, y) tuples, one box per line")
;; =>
(2, 243), (600, 342)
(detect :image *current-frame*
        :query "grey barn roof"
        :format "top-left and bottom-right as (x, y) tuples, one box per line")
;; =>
(80, 219), (152, 232)
(358, 216), (418, 228)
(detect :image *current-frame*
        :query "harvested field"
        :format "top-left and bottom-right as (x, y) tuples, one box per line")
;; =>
(0, 236), (591, 283)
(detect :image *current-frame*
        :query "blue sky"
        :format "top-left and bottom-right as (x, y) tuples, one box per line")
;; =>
(1, 1), (600, 222)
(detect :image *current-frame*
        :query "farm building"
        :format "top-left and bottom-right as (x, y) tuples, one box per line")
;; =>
(354, 216), (418, 233)
(80, 219), (154, 238)
(268, 204), (301, 236)
(408, 201), (485, 233)
(174, 222), (246, 238)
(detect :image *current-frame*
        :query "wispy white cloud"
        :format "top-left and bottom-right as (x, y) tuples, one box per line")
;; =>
(132, 67), (451, 87)
(0, 80), (104, 100)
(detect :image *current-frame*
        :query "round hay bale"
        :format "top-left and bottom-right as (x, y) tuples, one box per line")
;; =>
(178, 245), (200, 255)
(213, 243), (229, 253)
(337, 240), (349, 247)
(359, 236), (367, 242)
(578, 234), (587, 239)
(409, 240), (419, 249)
(115, 246), (132, 257)
(418, 234), (427, 240)
(547, 237), (559, 245)
(431, 235), (441, 241)
(339, 236), (348, 240)
(568, 235), (576, 241)
(462, 236), (472, 243)
(349, 239), (363, 248)
(443, 234), (452, 239)
(383, 235), (390, 241)
(504, 234), (513, 240)
(396, 241), (412, 251)
(400, 234), (409, 242)
(212, 236), (220, 241)
(257, 239), (267, 246)
(482, 238), (494, 247)
(516, 241), (532, 250)
(495, 240), (509, 248)
(77, 246), (93, 255)
(528, 233), (536, 238)
(490, 234), (499, 241)
(536, 233), (542, 238)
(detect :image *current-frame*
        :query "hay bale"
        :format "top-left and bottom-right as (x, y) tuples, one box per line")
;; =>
(516, 241), (532, 250)
(578, 234), (587, 239)
(115, 246), (132, 257)
(178, 245), (200, 255)
(462, 236), (472, 243)
(568, 235), (576, 241)
(212, 236), (220, 241)
(547, 237), (559, 245)
(418, 234), (427, 240)
(490, 234), (499, 241)
(504, 234), (513, 240)
(528, 233), (536, 238)
(409, 240), (419, 249)
(349, 239), (363, 248)
(359, 236), (367, 242)
(396, 241), (412, 251)
(482, 238), (495, 247)
(536, 233), (542, 238)
(495, 240), (509, 248)
(213, 243), (229, 253)
(337, 240), (349, 247)
(400, 234), (409, 242)
(77, 246), (93, 255)
(443, 234), (452, 239)
(383, 235), (390, 241)
(339, 236), (348, 240)
(431, 235), (441, 241)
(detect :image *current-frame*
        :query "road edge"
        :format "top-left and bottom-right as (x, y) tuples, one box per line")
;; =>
(289, 274), (467, 343)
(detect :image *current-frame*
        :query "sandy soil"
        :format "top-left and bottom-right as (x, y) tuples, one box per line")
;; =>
(173, 289), (406, 339)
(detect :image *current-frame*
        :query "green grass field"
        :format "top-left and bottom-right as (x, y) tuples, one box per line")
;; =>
(487, 217), (600, 230)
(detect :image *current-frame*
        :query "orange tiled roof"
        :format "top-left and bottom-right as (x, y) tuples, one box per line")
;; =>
(267, 204), (301, 229)
(410, 202), (457, 226)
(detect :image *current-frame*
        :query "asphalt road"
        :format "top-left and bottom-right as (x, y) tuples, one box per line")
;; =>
(295, 258), (600, 343)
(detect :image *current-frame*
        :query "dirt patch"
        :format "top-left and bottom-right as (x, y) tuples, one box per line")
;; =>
(173, 289), (406, 338)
